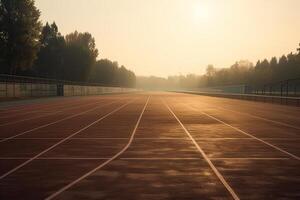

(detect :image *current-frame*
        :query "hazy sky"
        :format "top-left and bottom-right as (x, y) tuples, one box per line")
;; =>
(35, 0), (300, 77)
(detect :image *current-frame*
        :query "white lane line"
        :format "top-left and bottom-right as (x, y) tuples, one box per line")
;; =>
(0, 137), (129, 140)
(0, 100), (120, 143)
(209, 157), (290, 160)
(0, 98), (82, 114)
(0, 99), (108, 126)
(0, 157), (289, 160)
(200, 111), (300, 161)
(0, 98), (137, 180)
(2, 137), (299, 141)
(191, 102), (300, 130)
(164, 100), (240, 200)
(0, 157), (110, 160)
(45, 96), (149, 200)
(120, 157), (202, 160)
(0, 99), (86, 119)
(0, 110), (56, 119)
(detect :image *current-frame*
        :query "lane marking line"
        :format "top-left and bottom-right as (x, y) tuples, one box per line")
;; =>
(0, 100), (121, 143)
(209, 157), (290, 160)
(0, 98), (87, 120)
(2, 137), (299, 141)
(199, 111), (300, 161)
(163, 100), (240, 200)
(0, 98), (109, 126)
(0, 157), (289, 160)
(0, 98), (137, 180)
(0, 157), (110, 160)
(190, 102), (300, 130)
(45, 96), (150, 200)
(0, 98), (83, 114)
(0, 137), (129, 140)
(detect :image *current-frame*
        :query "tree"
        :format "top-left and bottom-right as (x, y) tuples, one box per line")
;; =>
(34, 22), (66, 79)
(89, 59), (136, 87)
(0, 0), (42, 74)
(64, 31), (98, 81)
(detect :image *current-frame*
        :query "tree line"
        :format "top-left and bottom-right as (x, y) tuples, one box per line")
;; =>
(200, 46), (300, 88)
(137, 43), (300, 90)
(0, 0), (135, 87)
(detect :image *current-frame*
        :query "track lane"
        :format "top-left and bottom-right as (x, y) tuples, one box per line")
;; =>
(0, 98), (137, 180)
(165, 92), (300, 199)
(46, 96), (233, 200)
(0, 96), (147, 200)
(163, 98), (240, 200)
(0, 96), (136, 139)
(176, 93), (300, 128)
(45, 96), (150, 200)
(0, 92), (299, 200)
(0, 95), (130, 126)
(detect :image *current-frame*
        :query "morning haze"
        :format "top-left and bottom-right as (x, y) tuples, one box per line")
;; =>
(35, 0), (300, 77)
(1, 1), (300, 199)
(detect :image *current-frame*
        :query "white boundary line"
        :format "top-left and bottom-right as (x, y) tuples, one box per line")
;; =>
(0, 97), (84, 114)
(0, 137), (129, 140)
(45, 96), (150, 200)
(191, 103), (300, 130)
(0, 157), (289, 160)
(199, 111), (300, 161)
(2, 137), (300, 141)
(0, 98), (109, 126)
(163, 99), (240, 200)
(0, 98), (137, 180)
(0, 100), (121, 143)
(209, 157), (290, 160)
(0, 98), (87, 120)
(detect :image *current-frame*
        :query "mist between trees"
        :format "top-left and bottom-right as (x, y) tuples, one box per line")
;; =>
(0, 0), (136, 87)
(137, 44), (300, 90)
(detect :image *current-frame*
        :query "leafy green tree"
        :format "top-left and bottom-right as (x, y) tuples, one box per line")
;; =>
(0, 0), (42, 74)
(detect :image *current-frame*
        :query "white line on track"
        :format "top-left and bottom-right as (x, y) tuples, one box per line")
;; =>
(0, 98), (85, 119)
(2, 137), (300, 141)
(209, 157), (290, 160)
(0, 100), (121, 143)
(0, 98), (108, 126)
(163, 99), (240, 200)
(0, 98), (137, 180)
(45, 96), (150, 200)
(0, 137), (129, 140)
(0, 98), (80, 113)
(121, 157), (201, 160)
(199, 111), (300, 161)
(0, 110), (56, 120)
(0, 157), (289, 160)
(0, 157), (110, 160)
(190, 102), (300, 130)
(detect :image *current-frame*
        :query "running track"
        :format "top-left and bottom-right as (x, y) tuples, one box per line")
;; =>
(0, 92), (299, 199)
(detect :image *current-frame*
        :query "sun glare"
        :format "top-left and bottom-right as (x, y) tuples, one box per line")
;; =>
(193, 2), (211, 23)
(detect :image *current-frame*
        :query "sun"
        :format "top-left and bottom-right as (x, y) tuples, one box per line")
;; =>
(193, 2), (211, 23)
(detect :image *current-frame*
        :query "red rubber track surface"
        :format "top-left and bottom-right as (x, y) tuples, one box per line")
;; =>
(0, 92), (299, 200)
